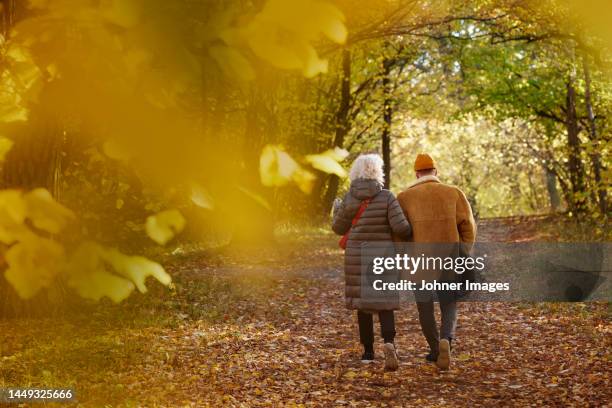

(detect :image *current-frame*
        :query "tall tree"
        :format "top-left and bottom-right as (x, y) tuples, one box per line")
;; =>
(565, 70), (587, 212)
(323, 48), (352, 213)
(381, 54), (393, 189)
(582, 55), (607, 214)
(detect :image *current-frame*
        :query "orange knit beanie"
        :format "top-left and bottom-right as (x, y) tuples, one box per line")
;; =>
(414, 153), (436, 171)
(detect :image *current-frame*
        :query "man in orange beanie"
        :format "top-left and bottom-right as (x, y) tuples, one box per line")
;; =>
(397, 154), (476, 370)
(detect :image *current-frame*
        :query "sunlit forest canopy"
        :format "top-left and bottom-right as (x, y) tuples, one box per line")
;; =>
(0, 0), (609, 311)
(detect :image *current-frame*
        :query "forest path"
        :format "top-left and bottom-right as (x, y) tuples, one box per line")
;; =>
(129, 218), (610, 406)
(1, 217), (610, 406)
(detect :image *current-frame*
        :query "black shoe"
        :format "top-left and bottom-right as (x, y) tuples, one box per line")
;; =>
(425, 339), (452, 362)
(361, 351), (375, 363)
(425, 352), (438, 362)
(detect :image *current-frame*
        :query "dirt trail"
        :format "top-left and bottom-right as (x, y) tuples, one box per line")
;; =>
(1, 218), (610, 407)
(146, 218), (610, 406)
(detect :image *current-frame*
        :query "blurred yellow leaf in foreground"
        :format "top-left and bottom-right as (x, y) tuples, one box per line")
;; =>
(216, 0), (347, 78)
(0, 190), (28, 244)
(4, 236), (65, 299)
(190, 182), (215, 210)
(260, 145), (317, 193)
(292, 168), (317, 194)
(105, 248), (172, 293)
(145, 209), (186, 245)
(305, 148), (348, 177)
(260, 145), (299, 187)
(0, 178), (172, 302)
(66, 242), (171, 303)
(103, 139), (131, 161)
(23, 188), (75, 234)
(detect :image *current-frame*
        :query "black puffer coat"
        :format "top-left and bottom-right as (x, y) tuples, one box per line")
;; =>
(332, 179), (412, 310)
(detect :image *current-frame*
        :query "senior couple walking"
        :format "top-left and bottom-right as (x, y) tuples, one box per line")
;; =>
(332, 153), (476, 371)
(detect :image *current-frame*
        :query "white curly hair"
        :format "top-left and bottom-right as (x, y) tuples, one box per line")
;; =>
(348, 154), (385, 185)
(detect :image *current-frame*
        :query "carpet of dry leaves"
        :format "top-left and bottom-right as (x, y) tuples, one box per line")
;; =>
(1, 217), (610, 407)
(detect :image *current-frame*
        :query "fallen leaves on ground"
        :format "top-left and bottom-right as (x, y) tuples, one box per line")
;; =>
(0, 219), (610, 407)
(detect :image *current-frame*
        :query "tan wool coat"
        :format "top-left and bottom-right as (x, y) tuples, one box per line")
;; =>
(396, 175), (476, 245)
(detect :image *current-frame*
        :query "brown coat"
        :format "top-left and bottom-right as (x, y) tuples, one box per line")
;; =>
(332, 178), (412, 310)
(396, 176), (476, 246)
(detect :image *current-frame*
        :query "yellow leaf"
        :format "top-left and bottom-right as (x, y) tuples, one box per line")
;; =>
(259, 145), (299, 187)
(246, 21), (303, 71)
(292, 168), (316, 194)
(6, 44), (30, 63)
(325, 147), (349, 161)
(13, 60), (41, 94)
(116, 198), (124, 209)
(190, 182), (214, 210)
(312, 1), (347, 43)
(305, 151), (347, 177)
(23, 188), (74, 234)
(260, 0), (346, 43)
(300, 43), (329, 78)
(103, 248), (172, 293)
(66, 242), (171, 302)
(46, 63), (59, 79)
(0, 190), (27, 225)
(0, 221), (31, 246)
(145, 209), (186, 245)
(0, 190), (31, 244)
(456, 353), (471, 361)
(241, 0), (346, 77)
(0, 137), (14, 161)
(65, 242), (135, 303)
(343, 370), (356, 379)
(0, 202), (33, 245)
(103, 139), (131, 161)
(4, 236), (65, 299)
(0, 102), (28, 123)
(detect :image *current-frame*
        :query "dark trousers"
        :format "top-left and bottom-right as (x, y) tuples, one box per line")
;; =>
(357, 310), (396, 347)
(416, 294), (457, 355)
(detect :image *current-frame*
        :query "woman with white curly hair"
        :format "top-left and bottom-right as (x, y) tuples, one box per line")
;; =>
(332, 153), (412, 370)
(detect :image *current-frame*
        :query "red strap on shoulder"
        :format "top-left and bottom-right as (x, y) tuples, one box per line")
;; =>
(352, 198), (371, 226)
(339, 198), (371, 249)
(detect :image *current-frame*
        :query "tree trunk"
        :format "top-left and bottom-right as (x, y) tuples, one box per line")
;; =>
(1, 0), (14, 36)
(2, 119), (65, 192)
(322, 48), (351, 214)
(565, 75), (587, 213)
(582, 56), (607, 215)
(545, 167), (561, 212)
(381, 56), (393, 189)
